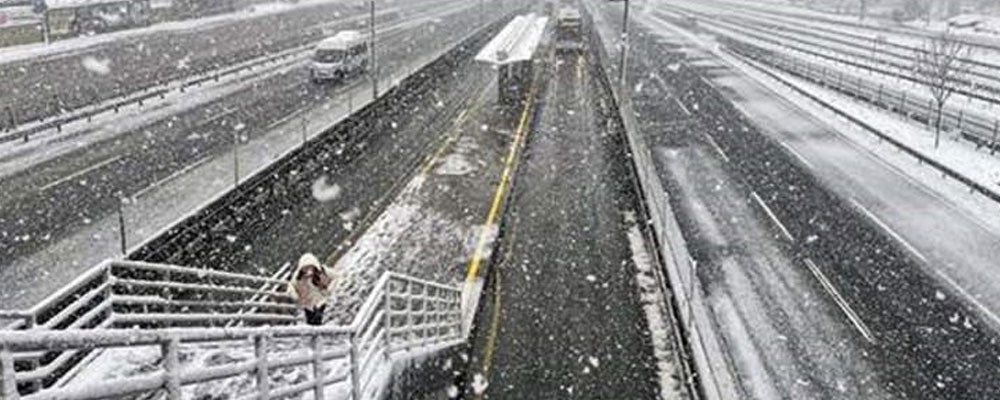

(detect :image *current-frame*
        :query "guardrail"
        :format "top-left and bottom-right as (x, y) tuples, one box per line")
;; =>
(725, 39), (1000, 204)
(0, 270), (465, 400)
(693, 9), (1000, 101)
(581, 2), (716, 399)
(714, 0), (1000, 54)
(0, 44), (310, 144)
(724, 36), (1000, 153)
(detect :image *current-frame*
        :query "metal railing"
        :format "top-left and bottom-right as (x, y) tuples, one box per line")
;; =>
(0, 269), (464, 399)
(0, 259), (301, 394)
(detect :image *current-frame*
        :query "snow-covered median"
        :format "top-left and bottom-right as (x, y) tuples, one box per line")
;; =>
(626, 212), (686, 400)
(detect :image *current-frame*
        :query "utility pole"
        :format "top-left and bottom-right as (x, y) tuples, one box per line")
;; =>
(301, 115), (308, 145)
(370, 0), (378, 100)
(233, 132), (240, 187)
(34, 0), (50, 45)
(117, 196), (127, 255)
(618, 0), (631, 90)
(41, 11), (50, 45)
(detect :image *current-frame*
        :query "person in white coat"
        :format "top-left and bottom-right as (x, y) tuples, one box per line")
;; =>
(288, 253), (332, 326)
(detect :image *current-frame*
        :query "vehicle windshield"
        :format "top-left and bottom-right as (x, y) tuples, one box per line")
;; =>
(313, 48), (345, 63)
(3, 0), (1000, 399)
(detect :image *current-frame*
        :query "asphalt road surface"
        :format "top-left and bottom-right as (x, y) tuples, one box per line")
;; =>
(598, 2), (1000, 397)
(626, 31), (891, 399)
(466, 48), (659, 398)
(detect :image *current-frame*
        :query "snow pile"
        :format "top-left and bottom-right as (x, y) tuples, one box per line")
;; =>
(311, 176), (344, 202)
(324, 173), (472, 324)
(625, 214), (686, 400)
(435, 152), (476, 176)
(67, 337), (355, 399)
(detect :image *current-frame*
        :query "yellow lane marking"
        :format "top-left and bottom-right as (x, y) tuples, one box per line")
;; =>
(463, 83), (539, 283)
(479, 268), (503, 377)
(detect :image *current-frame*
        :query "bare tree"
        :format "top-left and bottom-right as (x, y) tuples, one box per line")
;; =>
(913, 32), (972, 148)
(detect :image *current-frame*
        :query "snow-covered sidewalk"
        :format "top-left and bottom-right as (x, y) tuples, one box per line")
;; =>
(319, 80), (506, 325)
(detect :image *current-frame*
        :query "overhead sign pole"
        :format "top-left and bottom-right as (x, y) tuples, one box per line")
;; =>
(618, 0), (630, 90)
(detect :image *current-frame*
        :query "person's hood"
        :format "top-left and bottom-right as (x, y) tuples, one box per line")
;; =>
(298, 253), (321, 270)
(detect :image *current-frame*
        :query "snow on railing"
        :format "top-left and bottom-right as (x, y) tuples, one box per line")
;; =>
(0, 269), (465, 399)
(0, 259), (300, 394)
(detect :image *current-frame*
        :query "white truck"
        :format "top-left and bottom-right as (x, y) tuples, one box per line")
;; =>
(310, 30), (369, 83)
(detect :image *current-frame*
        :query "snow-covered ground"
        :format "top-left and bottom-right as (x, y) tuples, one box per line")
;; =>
(323, 86), (501, 325)
(65, 336), (359, 399)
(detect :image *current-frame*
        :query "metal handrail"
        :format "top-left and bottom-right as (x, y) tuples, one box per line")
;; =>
(1, 270), (466, 400)
(0, 259), (302, 395)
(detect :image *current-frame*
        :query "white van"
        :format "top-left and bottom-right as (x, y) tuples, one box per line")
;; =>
(310, 30), (369, 83)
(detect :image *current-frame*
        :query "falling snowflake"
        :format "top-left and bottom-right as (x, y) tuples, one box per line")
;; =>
(471, 373), (489, 395)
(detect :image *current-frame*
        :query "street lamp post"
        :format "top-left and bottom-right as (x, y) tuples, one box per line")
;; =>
(618, 0), (631, 90)
(370, 0), (378, 100)
(232, 131), (240, 187)
(117, 195), (128, 256)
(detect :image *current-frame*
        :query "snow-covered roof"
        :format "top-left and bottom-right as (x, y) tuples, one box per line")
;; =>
(475, 13), (548, 65)
(316, 30), (364, 51)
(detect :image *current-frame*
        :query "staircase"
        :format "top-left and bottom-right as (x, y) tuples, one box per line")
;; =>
(0, 260), (466, 400)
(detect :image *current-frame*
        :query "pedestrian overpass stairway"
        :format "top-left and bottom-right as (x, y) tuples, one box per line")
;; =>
(0, 260), (466, 399)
